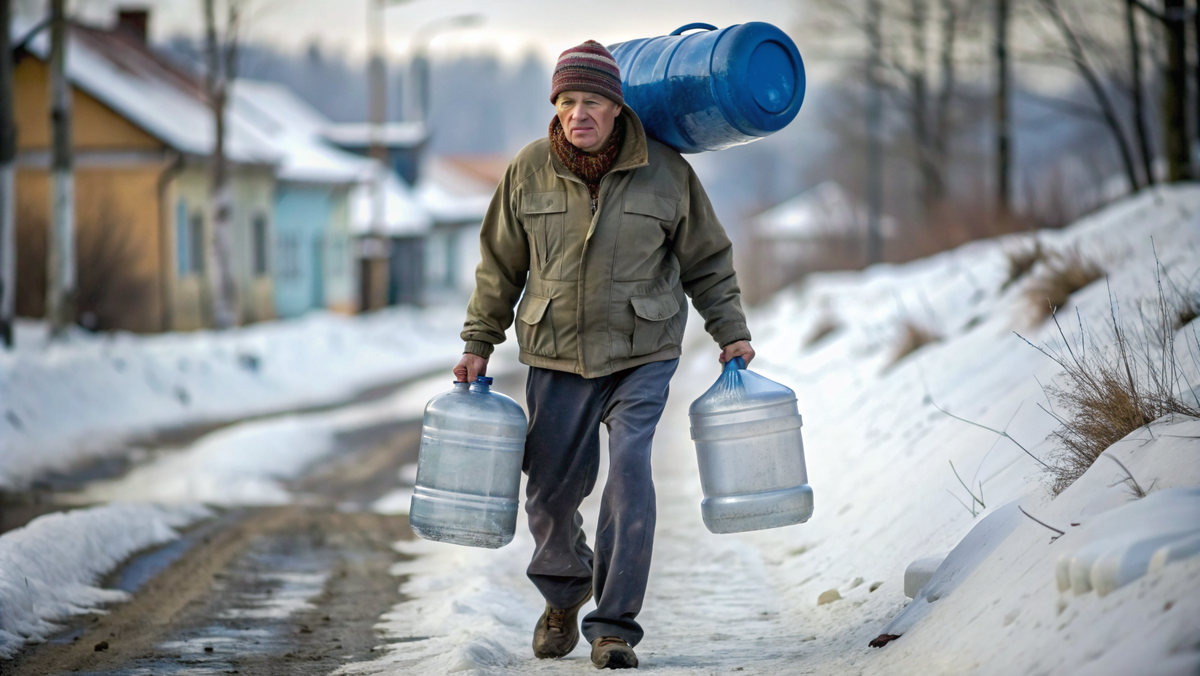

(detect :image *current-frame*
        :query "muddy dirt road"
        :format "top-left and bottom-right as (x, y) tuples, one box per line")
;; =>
(6, 414), (423, 676)
(4, 367), (530, 676)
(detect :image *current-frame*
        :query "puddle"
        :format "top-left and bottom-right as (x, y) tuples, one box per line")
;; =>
(75, 524), (340, 676)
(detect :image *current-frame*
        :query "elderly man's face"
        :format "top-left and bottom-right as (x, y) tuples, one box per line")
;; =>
(555, 91), (622, 154)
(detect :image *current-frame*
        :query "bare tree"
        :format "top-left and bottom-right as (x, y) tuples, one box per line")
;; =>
(995, 0), (1012, 213)
(1125, 0), (1155, 186)
(47, 0), (75, 336)
(1035, 0), (1142, 192)
(0, 0), (15, 347)
(203, 0), (243, 329)
(867, 0), (885, 264)
(1161, 0), (1191, 180)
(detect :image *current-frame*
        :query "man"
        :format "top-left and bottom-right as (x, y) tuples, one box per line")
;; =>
(453, 40), (754, 670)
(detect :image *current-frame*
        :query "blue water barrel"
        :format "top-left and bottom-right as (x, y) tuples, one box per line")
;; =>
(609, 22), (805, 154)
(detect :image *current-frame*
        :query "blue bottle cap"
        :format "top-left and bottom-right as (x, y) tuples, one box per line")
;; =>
(475, 376), (494, 385)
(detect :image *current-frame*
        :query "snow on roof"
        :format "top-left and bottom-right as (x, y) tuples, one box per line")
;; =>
(350, 167), (432, 237)
(322, 121), (429, 149)
(752, 181), (897, 240)
(415, 155), (499, 224)
(231, 80), (374, 184)
(13, 18), (279, 165)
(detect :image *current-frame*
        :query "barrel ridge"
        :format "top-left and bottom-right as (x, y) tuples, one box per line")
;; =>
(690, 413), (803, 441)
(703, 26), (741, 138)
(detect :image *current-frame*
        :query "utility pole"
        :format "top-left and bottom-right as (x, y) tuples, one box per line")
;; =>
(204, 0), (240, 328)
(47, 0), (75, 336)
(994, 0), (1011, 214)
(364, 0), (389, 312)
(865, 0), (884, 266)
(0, 0), (15, 348)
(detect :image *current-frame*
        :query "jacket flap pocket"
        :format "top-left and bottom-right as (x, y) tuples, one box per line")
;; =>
(519, 294), (551, 324)
(523, 191), (567, 215)
(624, 192), (678, 221)
(630, 292), (680, 321)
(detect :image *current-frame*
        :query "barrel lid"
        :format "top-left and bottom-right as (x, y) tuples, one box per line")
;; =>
(688, 363), (797, 418)
(712, 22), (806, 136)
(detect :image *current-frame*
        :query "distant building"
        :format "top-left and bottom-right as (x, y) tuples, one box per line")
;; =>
(416, 155), (501, 301)
(11, 13), (279, 332)
(232, 80), (371, 318)
(314, 115), (433, 309)
(747, 182), (897, 301)
(321, 121), (427, 186)
(348, 169), (431, 307)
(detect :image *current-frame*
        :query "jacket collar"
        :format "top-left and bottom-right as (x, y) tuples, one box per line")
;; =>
(549, 106), (650, 182)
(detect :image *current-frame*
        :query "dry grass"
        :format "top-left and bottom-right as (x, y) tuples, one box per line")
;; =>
(1001, 240), (1045, 291)
(887, 321), (941, 369)
(1024, 247), (1105, 322)
(1167, 285), (1199, 331)
(1031, 280), (1200, 495)
(803, 316), (842, 348)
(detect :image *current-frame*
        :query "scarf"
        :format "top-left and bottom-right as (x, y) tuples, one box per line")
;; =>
(550, 115), (623, 213)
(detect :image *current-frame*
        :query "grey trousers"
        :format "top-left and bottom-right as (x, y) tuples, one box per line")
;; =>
(523, 358), (679, 647)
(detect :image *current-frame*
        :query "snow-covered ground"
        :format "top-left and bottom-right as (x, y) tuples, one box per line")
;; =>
(0, 306), (465, 488)
(339, 185), (1200, 674)
(2, 187), (1198, 672)
(0, 503), (210, 658)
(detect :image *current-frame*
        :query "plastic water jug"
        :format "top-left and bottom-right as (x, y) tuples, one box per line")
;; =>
(608, 22), (806, 153)
(688, 357), (813, 533)
(409, 377), (527, 548)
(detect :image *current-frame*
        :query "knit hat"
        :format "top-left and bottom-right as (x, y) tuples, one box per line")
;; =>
(550, 40), (624, 107)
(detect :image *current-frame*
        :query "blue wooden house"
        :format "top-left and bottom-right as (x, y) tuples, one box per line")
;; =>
(233, 80), (370, 317)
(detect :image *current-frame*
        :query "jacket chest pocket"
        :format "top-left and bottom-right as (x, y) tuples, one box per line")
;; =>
(522, 191), (568, 280)
(615, 192), (679, 282)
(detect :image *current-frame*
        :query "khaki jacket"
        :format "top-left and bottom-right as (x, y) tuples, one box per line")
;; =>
(461, 108), (750, 378)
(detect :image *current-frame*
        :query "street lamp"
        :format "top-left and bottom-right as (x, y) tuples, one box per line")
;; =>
(409, 13), (485, 125)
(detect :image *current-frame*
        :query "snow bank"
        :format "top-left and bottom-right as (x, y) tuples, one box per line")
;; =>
(78, 353), (522, 506)
(0, 306), (466, 488)
(341, 185), (1200, 675)
(0, 503), (209, 658)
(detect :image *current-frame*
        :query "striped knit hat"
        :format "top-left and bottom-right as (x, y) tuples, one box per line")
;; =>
(550, 40), (624, 107)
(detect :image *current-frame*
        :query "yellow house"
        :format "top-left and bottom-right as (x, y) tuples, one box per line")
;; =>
(12, 15), (278, 332)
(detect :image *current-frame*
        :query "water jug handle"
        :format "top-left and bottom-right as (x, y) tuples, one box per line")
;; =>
(722, 355), (746, 373)
(670, 22), (718, 35)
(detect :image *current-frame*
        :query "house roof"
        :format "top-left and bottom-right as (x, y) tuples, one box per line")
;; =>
(350, 168), (432, 237)
(13, 17), (279, 165)
(752, 181), (897, 240)
(415, 155), (501, 224)
(321, 122), (428, 150)
(231, 79), (373, 184)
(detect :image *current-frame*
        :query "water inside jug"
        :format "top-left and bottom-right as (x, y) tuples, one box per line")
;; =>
(409, 376), (527, 548)
(688, 357), (814, 533)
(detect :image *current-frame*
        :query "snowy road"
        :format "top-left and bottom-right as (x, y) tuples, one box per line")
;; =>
(3, 381), (444, 674)
(341, 337), (898, 676)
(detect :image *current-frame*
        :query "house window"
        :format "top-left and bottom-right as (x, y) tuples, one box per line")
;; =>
(188, 211), (205, 274)
(175, 199), (189, 277)
(252, 214), (268, 276)
(277, 235), (300, 279)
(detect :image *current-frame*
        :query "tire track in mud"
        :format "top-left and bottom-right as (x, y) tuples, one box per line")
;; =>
(6, 420), (425, 676)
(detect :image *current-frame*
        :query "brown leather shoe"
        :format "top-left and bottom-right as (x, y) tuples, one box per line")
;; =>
(532, 588), (593, 659)
(590, 636), (638, 669)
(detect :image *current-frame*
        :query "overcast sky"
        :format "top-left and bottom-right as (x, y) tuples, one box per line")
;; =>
(58, 0), (807, 64)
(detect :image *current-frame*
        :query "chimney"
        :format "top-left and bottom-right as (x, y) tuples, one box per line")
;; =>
(116, 8), (150, 43)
